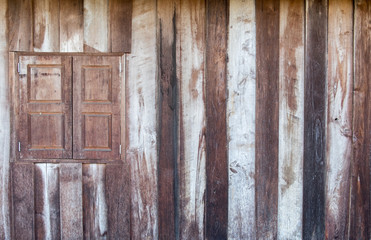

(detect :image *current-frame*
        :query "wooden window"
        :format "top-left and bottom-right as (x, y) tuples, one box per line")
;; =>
(13, 54), (123, 161)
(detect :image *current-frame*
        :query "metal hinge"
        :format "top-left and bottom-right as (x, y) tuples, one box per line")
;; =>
(119, 144), (122, 154)
(18, 142), (21, 152)
(17, 62), (20, 73)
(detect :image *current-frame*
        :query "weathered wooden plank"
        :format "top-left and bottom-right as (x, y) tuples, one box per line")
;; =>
(127, 0), (158, 238)
(0, 0), (10, 238)
(177, 0), (206, 239)
(82, 164), (107, 239)
(227, 0), (256, 239)
(277, 1), (304, 239)
(12, 163), (34, 240)
(303, 1), (327, 239)
(255, 0), (280, 239)
(8, 0), (33, 51)
(35, 164), (60, 240)
(350, 1), (371, 238)
(60, 0), (84, 52)
(110, 0), (132, 52)
(33, 0), (60, 52)
(84, 0), (110, 52)
(157, 0), (177, 239)
(106, 164), (130, 239)
(325, 0), (353, 238)
(205, 0), (228, 239)
(60, 163), (83, 240)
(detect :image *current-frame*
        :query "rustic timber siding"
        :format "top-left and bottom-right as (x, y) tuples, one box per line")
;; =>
(0, 0), (370, 239)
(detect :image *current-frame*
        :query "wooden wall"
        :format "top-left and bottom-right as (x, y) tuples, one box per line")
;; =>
(0, 0), (370, 239)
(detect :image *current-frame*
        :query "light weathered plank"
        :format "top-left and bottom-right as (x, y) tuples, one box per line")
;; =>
(84, 0), (110, 52)
(106, 164), (130, 239)
(35, 164), (60, 239)
(0, 0), (10, 238)
(82, 164), (107, 239)
(33, 0), (60, 52)
(12, 163), (34, 240)
(177, 0), (206, 239)
(227, 0), (256, 239)
(8, 0), (33, 51)
(205, 0), (228, 239)
(60, 163), (83, 240)
(157, 0), (177, 238)
(110, 0), (132, 52)
(302, 1), (327, 239)
(350, 0), (371, 238)
(325, 0), (353, 238)
(277, 1), (304, 239)
(127, 0), (158, 238)
(60, 0), (84, 52)
(255, 0), (280, 238)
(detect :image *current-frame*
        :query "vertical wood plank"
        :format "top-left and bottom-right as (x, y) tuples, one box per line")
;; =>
(255, 0), (280, 239)
(277, 1), (304, 239)
(12, 163), (34, 240)
(178, 0), (206, 239)
(82, 164), (107, 239)
(0, 0), (10, 238)
(303, 1), (327, 239)
(157, 0), (177, 239)
(8, 0), (33, 51)
(205, 0), (228, 239)
(60, 163), (83, 240)
(110, 0), (132, 52)
(35, 164), (60, 240)
(84, 0), (110, 52)
(127, 0), (158, 238)
(106, 164), (130, 239)
(227, 0), (256, 239)
(351, 1), (371, 238)
(325, 0), (353, 238)
(60, 0), (84, 52)
(33, 0), (60, 52)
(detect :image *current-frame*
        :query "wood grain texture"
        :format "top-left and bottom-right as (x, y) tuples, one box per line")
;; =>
(106, 164), (130, 239)
(157, 0), (177, 239)
(8, 0), (33, 51)
(227, 0), (256, 239)
(303, 1), (327, 239)
(255, 0), (279, 239)
(84, 0), (110, 52)
(82, 164), (108, 239)
(277, 1), (304, 239)
(325, 0), (353, 238)
(178, 0), (206, 239)
(35, 164), (60, 239)
(350, 1), (371, 238)
(60, 163), (83, 240)
(205, 0), (228, 239)
(0, 0), (10, 238)
(110, 0), (132, 52)
(12, 163), (34, 240)
(127, 0), (158, 238)
(60, 0), (84, 52)
(33, 0), (60, 52)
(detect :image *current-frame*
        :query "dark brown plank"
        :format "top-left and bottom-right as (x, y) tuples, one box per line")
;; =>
(12, 163), (34, 240)
(205, 0), (228, 239)
(110, 0), (132, 52)
(8, 0), (33, 51)
(106, 164), (130, 239)
(255, 0), (279, 239)
(157, 0), (177, 239)
(82, 164), (107, 239)
(60, 0), (84, 52)
(302, 0), (327, 239)
(350, 0), (371, 238)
